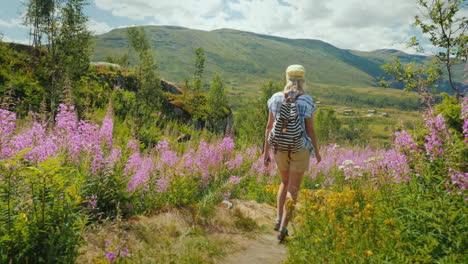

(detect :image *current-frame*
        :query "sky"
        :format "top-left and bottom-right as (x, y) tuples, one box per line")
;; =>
(0, 0), (466, 53)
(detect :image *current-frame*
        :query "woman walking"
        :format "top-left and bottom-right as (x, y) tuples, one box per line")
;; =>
(263, 65), (321, 243)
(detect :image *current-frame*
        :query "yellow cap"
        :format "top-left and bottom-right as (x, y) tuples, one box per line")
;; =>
(286, 65), (305, 77)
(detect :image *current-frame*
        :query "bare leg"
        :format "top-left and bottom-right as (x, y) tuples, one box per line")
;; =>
(277, 170), (289, 218)
(280, 170), (305, 230)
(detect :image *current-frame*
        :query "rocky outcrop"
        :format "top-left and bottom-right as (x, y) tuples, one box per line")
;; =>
(160, 79), (183, 95)
(90, 62), (122, 68)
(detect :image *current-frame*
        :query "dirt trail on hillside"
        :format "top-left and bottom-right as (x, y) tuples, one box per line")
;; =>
(217, 200), (287, 264)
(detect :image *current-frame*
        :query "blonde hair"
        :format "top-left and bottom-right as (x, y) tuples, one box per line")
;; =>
(284, 75), (306, 93)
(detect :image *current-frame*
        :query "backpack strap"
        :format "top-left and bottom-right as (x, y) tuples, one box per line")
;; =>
(284, 92), (303, 103)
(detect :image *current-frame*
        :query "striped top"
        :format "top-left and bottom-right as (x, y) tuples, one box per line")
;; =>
(267, 91), (317, 154)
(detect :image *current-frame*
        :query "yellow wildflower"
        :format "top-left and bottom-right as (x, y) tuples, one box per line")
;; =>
(294, 215), (303, 222)
(384, 218), (395, 227)
(363, 250), (373, 256)
(315, 189), (326, 198)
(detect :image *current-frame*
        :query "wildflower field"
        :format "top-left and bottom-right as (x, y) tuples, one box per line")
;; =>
(0, 98), (467, 263)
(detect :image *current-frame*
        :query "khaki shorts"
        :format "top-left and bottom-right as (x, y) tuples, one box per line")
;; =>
(273, 148), (311, 172)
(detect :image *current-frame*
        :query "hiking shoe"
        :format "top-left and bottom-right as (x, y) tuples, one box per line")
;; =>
(274, 222), (281, 231)
(277, 229), (289, 244)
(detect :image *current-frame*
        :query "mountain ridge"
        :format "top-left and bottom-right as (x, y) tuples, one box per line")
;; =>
(92, 25), (463, 98)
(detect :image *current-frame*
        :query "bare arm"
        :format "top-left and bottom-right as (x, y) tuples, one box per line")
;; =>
(263, 111), (274, 165)
(305, 117), (321, 163)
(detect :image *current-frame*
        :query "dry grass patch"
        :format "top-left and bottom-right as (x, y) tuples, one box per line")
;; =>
(77, 202), (265, 263)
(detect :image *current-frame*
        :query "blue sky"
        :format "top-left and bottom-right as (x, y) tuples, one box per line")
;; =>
(1, 0), (466, 53)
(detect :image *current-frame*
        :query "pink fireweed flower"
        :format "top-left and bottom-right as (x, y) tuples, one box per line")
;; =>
(245, 146), (259, 160)
(86, 195), (98, 210)
(0, 109), (16, 135)
(28, 136), (58, 163)
(228, 175), (241, 185)
(157, 149), (179, 169)
(394, 130), (419, 156)
(155, 178), (169, 193)
(100, 115), (113, 148)
(0, 109), (17, 158)
(126, 139), (139, 153)
(106, 148), (122, 169)
(448, 168), (468, 193)
(55, 104), (78, 134)
(120, 247), (129, 257)
(79, 121), (101, 152)
(423, 111), (449, 160)
(250, 155), (268, 175)
(9, 122), (44, 159)
(90, 150), (105, 175)
(226, 153), (243, 170)
(127, 156), (154, 192)
(104, 251), (117, 262)
(461, 97), (468, 147)
(155, 139), (169, 151)
(218, 137), (235, 155)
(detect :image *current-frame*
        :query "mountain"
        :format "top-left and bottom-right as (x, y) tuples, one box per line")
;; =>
(91, 26), (464, 98)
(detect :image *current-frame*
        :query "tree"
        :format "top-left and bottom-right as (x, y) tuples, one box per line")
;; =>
(126, 27), (162, 144)
(206, 74), (227, 127)
(314, 107), (341, 144)
(126, 27), (161, 108)
(24, 0), (91, 114)
(57, 0), (91, 80)
(381, 57), (442, 107)
(412, 0), (467, 100)
(235, 80), (281, 146)
(194, 47), (206, 79)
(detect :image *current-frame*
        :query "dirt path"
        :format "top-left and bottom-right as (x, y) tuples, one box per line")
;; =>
(217, 200), (287, 264)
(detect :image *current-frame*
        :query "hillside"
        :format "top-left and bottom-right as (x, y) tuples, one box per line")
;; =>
(92, 26), (464, 99)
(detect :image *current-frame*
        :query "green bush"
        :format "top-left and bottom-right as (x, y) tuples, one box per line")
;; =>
(0, 153), (86, 263)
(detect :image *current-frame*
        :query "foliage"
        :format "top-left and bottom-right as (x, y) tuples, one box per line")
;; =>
(413, 0), (467, 99)
(235, 80), (281, 147)
(0, 43), (46, 116)
(206, 74), (229, 129)
(381, 57), (442, 106)
(286, 102), (467, 264)
(0, 96), (467, 262)
(24, 0), (92, 114)
(194, 47), (206, 79)
(0, 155), (86, 263)
(314, 107), (341, 144)
(435, 92), (463, 132)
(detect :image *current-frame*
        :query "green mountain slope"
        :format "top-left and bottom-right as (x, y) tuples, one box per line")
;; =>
(91, 26), (464, 98)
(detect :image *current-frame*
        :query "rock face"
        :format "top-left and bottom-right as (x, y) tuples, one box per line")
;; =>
(160, 79), (183, 95)
(89, 65), (233, 134)
(177, 134), (191, 143)
(90, 62), (122, 68)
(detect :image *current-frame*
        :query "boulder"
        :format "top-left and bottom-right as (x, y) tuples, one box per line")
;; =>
(160, 79), (183, 95)
(177, 134), (191, 143)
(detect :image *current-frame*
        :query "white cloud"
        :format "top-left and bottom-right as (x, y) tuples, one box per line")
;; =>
(88, 19), (113, 34)
(92, 0), (464, 53)
(0, 18), (23, 28)
(2, 35), (29, 45)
